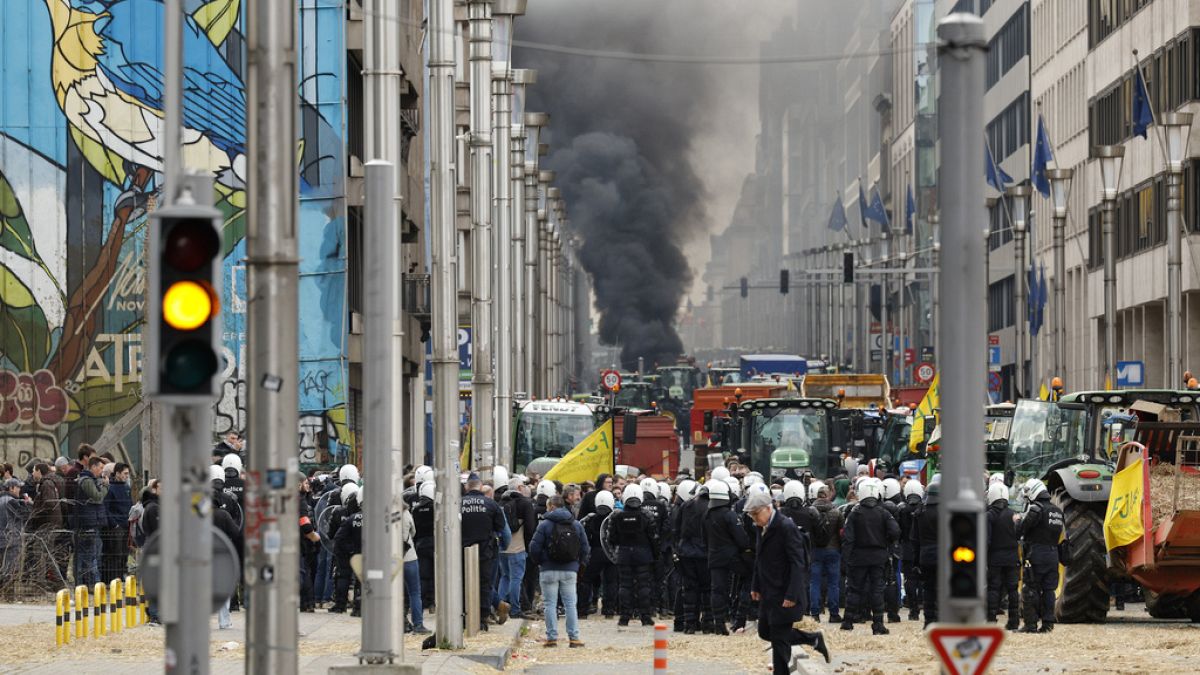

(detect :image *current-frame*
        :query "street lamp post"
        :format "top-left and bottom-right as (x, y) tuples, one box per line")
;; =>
(1047, 168), (1074, 383)
(1007, 185), (1029, 398)
(1095, 145), (1125, 388)
(1164, 113), (1193, 386)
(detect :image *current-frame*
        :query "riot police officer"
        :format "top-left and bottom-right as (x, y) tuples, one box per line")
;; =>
(1015, 478), (1064, 633)
(704, 478), (750, 635)
(913, 478), (940, 627)
(898, 480), (924, 621)
(985, 482), (1020, 629)
(579, 489), (618, 618)
(605, 484), (658, 626)
(840, 478), (900, 634)
(673, 480), (710, 633)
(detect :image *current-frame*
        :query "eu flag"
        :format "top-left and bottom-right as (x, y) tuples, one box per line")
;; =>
(1132, 68), (1153, 139)
(986, 142), (1013, 193)
(1031, 114), (1055, 197)
(905, 184), (916, 235)
(858, 181), (871, 229)
(828, 196), (847, 231)
(865, 186), (890, 228)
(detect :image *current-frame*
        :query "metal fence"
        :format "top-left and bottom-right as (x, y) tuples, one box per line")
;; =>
(0, 524), (135, 602)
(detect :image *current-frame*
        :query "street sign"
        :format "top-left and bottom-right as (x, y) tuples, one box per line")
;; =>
(988, 334), (1000, 346)
(988, 346), (1001, 365)
(1116, 360), (1145, 387)
(914, 362), (935, 385)
(139, 528), (240, 613)
(921, 346), (935, 362)
(905, 348), (916, 365)
(988, 372), (1002, 392)
(927, 625), (1005, 675)
(601, 369), (622, 391)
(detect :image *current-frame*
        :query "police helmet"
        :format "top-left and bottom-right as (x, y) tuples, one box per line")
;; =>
(807, 480), (827, 501)
(859, 478), (883, 501)
(744, 472), (764, 487)
(677, 480), (698, 501)
(657, 482), (673, 501)
(706, 478), (730, 502)
(640, 477), (658, 493)
(415, 465), (435, 484)
(595, 489), (616, 510)
(419, 481), (435, 500)
(339, 464), (361, 484)
(724, 476), (741, 498)
(710, 466), (731, 483)
(987, 482), (1009, 504)
(1022, 478), (1048, 501)
(622, 484), (644, 505)
(882, 478), (902, 500)
(493, 465), (510, 487)
(208, 464), (225, 483)
(222, 454), (243, 472)
(747, 482), (770, 497)
(341, 482), (360, 504)
(782, 480), (805, 502)
(902, 480), (925, 499)
(537, 479), (557, 498)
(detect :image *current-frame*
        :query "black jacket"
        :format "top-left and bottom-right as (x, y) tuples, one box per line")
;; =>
(781, 498), (818, 535)
(914, 496), (939, 568)
(811, 499), (844, 550)
(141, 494), (161, 542)
(898, 496), (922, 562)
(501, 490), (538, 550)
(334, 506), (364, 559)
(605, 502), (657, 565)
(577, 474), (610, 520)
(412, 496), (435, 549)
(581, 505), (613, 564)
(704, 500), (750, 568)
(675, 496), (708, 559)
(1016, 495), (1063, 564)
(986, 500), (1020, 567)
(461, 489), (508, 558)
(751, 511), (809, 623)
(842, 498), (900, 566)
(222, 471), (246, 508)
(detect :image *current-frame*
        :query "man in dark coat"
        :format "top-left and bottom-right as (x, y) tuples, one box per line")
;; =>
(985, 483), (1020, 629)
(746, 491), (828, 673)
(1015, 479), (1063, 633)
(461, 474), (510, 632)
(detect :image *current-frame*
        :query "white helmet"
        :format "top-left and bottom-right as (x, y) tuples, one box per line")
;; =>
(415, 465), (435, 484)
(747, 483), (770, 497)
(903, 480), (925, 499)
(537, 479), (557, 498)
(744, 472), (764, 487)
(339, 464), (360, 484)
(341, 482), (360, 504)
(622, 484), (644, 505)
(419, 481), (435, 500)
(882, 478), (902, 500)
(208, 464), (225, 483)
(807, 480), (827, 501)
(987, 482), (1009, 504)
(782, 480), (806, 502)
(354, 486), (363, 506)
(853, 475), (871, 495)
(771, 487), (784, 502)
(493, 465), (510, 487)
(859, 478), (883, 501)
(724, 476), (741, 498)
(677, 480), (698, 501)
(989, 472), (1006, 486)
(710, 466), (731, 483)
(221, 454), (242, 472)
(595, 489), (616, 510)
(640, 477), (658, 493)
(1022, 478), (1048, 501)
(657, 482), (672, 501)
(706, 478), (730, 501)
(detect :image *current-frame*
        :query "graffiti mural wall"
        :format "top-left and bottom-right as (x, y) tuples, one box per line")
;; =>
(0, 0), (353, 473)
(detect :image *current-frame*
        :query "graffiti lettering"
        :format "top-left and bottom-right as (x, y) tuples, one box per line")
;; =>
(76, 333), (143, 393)
(0, 369), (69, 429)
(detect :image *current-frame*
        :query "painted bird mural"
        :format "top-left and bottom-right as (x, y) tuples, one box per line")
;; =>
(43, 0), (246, 191)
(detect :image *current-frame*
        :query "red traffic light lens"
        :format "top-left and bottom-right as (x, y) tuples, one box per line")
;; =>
(164, 219), (220, 272)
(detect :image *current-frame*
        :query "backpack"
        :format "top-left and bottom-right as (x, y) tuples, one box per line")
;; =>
(128, 502), (146, 547)
(501, 496), (521, 536)
(809, 507), (834, 548)
(546, 519), (582, 563)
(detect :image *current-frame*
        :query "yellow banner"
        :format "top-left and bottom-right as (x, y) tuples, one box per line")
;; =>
(544, 419), (614, 484)
(908, 372), (940, 455)
(1103, 458), (1144, 550)
(459, 427), (472, 471)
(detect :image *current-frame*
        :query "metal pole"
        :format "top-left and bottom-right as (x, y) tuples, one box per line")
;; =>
(1052, 208), (1067, 380)
(245, 0), (300, 666)
(430, 0), (465, 649)
(163, 0), (182, 204)
(1168, 167), (1184, 386)
(493, 60), (514, 468)
(936, 13), (988, 625)
(1102, 196), (1117, 387)
(883, 235), (893, 380)
(469, 0), (496, 470)
(361, 162), (397, 662)
(510, 74), (535, 401)
(1010, 187), (1028, 399)
(464, 545), (481, 637)
(523, 159), (543, 395)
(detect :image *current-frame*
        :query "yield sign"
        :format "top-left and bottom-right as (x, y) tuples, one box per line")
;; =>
(927, 624), (1004, 675)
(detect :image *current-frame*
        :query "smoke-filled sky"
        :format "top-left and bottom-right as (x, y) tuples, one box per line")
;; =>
(517, 0), (797, 368)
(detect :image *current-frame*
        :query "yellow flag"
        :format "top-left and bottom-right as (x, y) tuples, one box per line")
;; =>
(544, 419), (615, 484)
(459, 427), (472, 470)
(1105, 374), (1114, 391)
(1039, 383), (1051, 401)
(908, 372), (940, 454)
(1103, 458), (1145, 550)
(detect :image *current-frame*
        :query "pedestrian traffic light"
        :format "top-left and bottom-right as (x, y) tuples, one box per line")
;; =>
(948, 511), (981, 598)
(740, 277), (748, 298)
(779, 269), (789, 294)
(843, 252), (854, 283)
(145, 205), (224, 401)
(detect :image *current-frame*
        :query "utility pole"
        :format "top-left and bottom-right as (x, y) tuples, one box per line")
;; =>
(1163, 113), (1194, 386)
(469, 0), (496, 469)
(1008, 185), (1030, 398)
(430, 0), (465, 649)
(1047, 168), (1073, 381)
(510, 71), (535, 401)
(936, 12), (988, 625)
(522, 116), (547, 394)
(245, 0), (301, 665)
(1095, 145), (1124, 388)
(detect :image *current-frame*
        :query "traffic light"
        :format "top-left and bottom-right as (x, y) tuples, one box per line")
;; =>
(740, 276), (748, 298)
(843, 252), (854, 283)
(779, 269), (789, 294)
(948, 511), (981, 598)
(145, 205), (224, 400)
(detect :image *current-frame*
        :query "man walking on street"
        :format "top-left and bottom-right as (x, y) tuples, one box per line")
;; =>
(530, 494), (589, 648)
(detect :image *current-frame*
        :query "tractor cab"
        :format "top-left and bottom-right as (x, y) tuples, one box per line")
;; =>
(735, 398), (838, 480)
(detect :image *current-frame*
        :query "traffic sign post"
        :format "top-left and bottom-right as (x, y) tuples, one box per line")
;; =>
(927, 625), (1005, 675)
(1115, 360), (1145, 387)
(601, 369), (622, 391)
(914, 362), (936, 385)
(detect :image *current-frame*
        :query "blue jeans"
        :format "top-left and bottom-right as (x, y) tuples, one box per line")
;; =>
(540, 570), (579, 641)
(314, 547), (332, 602)
(809, 548), (841, 615)
(74, 530), (101, 587)
(499, 552), (527, 614)
(404, 559), (424, 628)
(218, 598), (232, 629)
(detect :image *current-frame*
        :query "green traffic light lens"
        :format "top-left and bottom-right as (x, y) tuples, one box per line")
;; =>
(164, 340), (219, 390)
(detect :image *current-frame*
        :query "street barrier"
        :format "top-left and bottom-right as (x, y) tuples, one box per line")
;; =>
(109, 579), (123, 633)
(92, 583), (107, 636)
(54, 575), (148, 647)
(74, 585), (88, 640)
(653, 622), (668, 673)
(55, 589), (71, 646)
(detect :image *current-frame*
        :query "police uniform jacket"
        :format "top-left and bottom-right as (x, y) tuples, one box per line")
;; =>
(842, 498), (900, 566)
(461, 489), (509, 558)
(986, 499), (1020, 567)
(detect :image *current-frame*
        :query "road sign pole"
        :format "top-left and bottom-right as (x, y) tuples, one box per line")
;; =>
(936, 12), (988, 625)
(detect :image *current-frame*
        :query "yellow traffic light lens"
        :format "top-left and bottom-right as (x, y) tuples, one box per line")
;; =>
(952, 546), (976, 563)
(163, 281), (215, 330)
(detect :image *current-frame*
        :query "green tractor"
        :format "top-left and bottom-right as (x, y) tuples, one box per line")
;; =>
(1005, 389), (1200, 622)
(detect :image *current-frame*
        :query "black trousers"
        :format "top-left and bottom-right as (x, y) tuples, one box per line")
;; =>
(618, 563), (655, 619)
(1021, 561), (1057, 626)
(902, 561), (922, 612)
(987, 564), (1019, 619)
(332, 555), (352, 609)
(758, 605), (821, 675)
(677, 557), (710, 627)
(846, 564), (886, 623)
(883, 558), (900, 617)
(709, 566), (735, 625)
(475, 553), (495, 623)
(581, 555), (618, 615)
(416, 540), (435, 609)
(920, 564), (938, 623)
(522, 556), (540, 613)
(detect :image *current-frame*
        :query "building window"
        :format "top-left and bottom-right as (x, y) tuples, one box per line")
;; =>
(347, 205), (364, 316)
(986, 92), (1030, 163)
(989, 276), (1015, 332)
(1088, 29), (1200, 147)
(1089, 0), (1155, 48)
(986, 4), (1028, 90)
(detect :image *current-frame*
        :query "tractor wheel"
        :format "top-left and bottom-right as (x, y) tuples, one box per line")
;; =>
(1144, 589), (1189, 619)
(1053, 487), (1110, 623)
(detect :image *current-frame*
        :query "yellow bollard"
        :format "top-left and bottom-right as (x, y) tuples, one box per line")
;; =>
(124, 576), (137, 627)
(139, 581), (149, 625)
(109, 579), (123, 634)
(74, 586), (89, 640)
(55, 589), (71, 647)
(92, 583), (107, 637)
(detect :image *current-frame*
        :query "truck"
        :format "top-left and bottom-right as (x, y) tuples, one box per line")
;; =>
(1005, 389), (1200, 623)
(731, 397), (840, 480)
(512, 399), (599, 475)
(801, 373), (891, 410)
(612, 411), (682, 479)
(739, 354), (807, 380)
